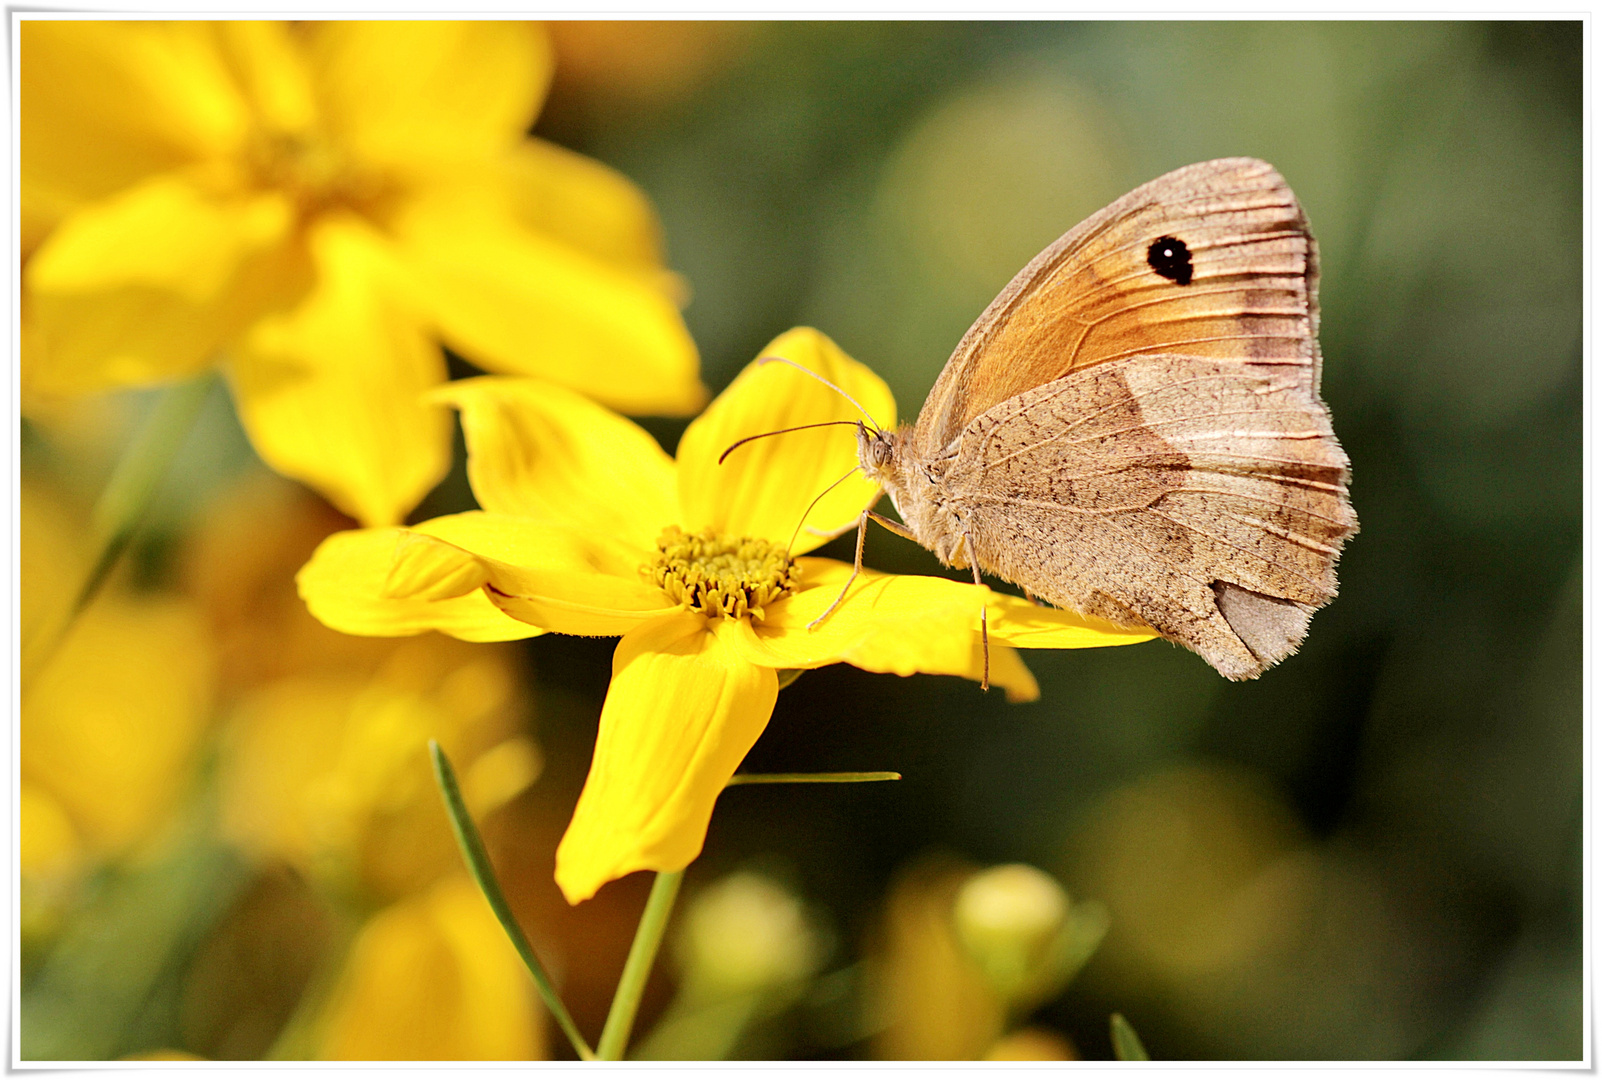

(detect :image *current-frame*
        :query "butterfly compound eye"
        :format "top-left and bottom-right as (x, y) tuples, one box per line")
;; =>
(1147, 236), (1193, 285)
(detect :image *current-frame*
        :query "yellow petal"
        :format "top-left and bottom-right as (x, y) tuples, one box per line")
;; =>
(422, 515), (672, 634)
(427, 377), (676, 552)
(23, 596), (214, 856)
(219, 638), (530, 901)
(676, 328), (896, 554)
(229, 214), (449, 527)
(210, 21), (318, 138)
(365, 512), (676, 637)
(848, 631), (1040, 705)
(732, 558), (978, 667)
(21, 783), (82, 880)
(305, 21), (552, 175)
(297, 527), (542, 643)
(384, 532), (494, 600)
(22, 20), (248, 211)
(986, 593), (1161, 650)
(23, 173), (304, 396)
(393, 178), (704, 415)
(556, 614), (777, 904)
(737, 559), (1037, 699)
(318, 877), (545, 1060)
(500, 137), (675, 280)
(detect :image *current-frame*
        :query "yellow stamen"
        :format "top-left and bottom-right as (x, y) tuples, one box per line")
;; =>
(646, 526), (799, 622)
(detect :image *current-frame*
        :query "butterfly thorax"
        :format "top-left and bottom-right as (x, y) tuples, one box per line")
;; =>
(856, 423), (968, 567)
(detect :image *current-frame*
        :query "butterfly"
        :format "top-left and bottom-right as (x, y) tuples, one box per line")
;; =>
(849, 157), (1358, 681)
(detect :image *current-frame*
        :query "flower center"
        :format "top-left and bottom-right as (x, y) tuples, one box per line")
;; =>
(247, 130), (395, 219)
(647, 526), (799, 622)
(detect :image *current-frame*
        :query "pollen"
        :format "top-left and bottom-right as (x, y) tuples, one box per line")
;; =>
(647, 526), (800, 622)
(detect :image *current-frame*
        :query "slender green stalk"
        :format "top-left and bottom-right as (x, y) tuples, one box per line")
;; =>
(726, 771), (902, 786)
(1110, 1012), (1150, 1061)
(22, 374), (214, 684)
(595, 869), (684, 1061)
(430, 742), (595, 1061)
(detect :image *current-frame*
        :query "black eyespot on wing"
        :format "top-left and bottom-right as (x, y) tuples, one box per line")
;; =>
(1147, 236), (1193, 285)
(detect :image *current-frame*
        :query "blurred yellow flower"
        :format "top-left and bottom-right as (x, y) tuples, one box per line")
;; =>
(983, 1028), (1078, 1060)
(298, 327), (1152, 904)
(316, 876), (546, 1060)
(872, 858), (1005, 1060)
(22, 484), (216, 878)
(22, 19), (704, 526)
(219, 634), (539, 904)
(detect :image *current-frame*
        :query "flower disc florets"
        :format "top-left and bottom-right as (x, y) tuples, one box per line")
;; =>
(245, 130), (395, 219)
(648, 526), (799, 622)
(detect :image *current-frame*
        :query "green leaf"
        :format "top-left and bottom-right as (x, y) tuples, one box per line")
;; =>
(430, 740), (595, 1061)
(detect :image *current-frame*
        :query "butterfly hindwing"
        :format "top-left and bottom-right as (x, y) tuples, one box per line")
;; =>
(946, 353), (1354, 679)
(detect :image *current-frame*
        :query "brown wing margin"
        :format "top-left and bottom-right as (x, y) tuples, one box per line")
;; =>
(913, 158), (1319, 454)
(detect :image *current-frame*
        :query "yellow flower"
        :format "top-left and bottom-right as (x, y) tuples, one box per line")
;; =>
(219, 634), (540, 904)
(316, 876), (546, 1060)
(22, 483), (216, 876)
(22, 20), (704, 526)
(297, 327), (1153, 903)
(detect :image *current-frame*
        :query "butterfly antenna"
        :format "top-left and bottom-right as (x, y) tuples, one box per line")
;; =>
(718, 420), (863, 465)
(754, 356), (883, 431)
(787, 464), (868, 557)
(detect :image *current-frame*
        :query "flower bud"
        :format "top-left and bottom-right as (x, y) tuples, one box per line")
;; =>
(677, 871), (820, 999)
(953, 863), (1108, 1010)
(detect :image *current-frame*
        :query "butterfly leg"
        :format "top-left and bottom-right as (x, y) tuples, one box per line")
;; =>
(807, 510), (917, 630)
(964, 531), (990, 692)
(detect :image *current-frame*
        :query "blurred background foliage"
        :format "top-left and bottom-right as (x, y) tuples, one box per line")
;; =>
(20, 20), (1580, 1061)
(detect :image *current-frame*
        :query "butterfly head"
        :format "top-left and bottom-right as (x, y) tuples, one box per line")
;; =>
(855, 422), (900, 483)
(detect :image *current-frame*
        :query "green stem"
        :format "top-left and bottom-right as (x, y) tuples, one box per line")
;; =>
(22, 374), (214, 684)
(429, 742), (595, 1061)
(726, 771), (901, 786)
(595, 869), (684, 1061)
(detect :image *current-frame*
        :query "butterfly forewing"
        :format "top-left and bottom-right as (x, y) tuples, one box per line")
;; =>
(915, 158), (1319, 453)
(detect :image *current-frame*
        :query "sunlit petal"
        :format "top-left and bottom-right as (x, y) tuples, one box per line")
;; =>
(987, 593), (1160, 650)
(229, 214), (449, 527)
(427, 377), (676, 551)
(304, 20), (553, 175)
(297, 527), (542, 643)
(23, 174), (303, 396)
(734, 561), (1047, 701)
(555, 614), (777, 904)
(401, 514), (676, 637)
(498, 137), (676, 282)
(210, 21), (318, 138)
(394, 180), (704, 415)
(847, 631), (1040, 705)
(737, 558), (980, 666)
(21, 20), (248, 213)
(676, 328), (895, 554)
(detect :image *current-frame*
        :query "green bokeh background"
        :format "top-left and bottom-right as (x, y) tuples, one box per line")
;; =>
(22, 20), (1582, 1061)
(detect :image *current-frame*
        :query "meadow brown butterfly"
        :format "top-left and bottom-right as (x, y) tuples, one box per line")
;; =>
(849, 157), (1357, 681)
